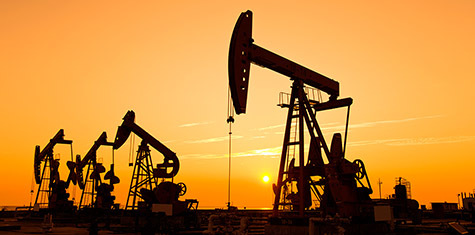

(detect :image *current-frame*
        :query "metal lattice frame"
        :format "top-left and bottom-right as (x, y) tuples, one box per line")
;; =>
(125, 141), (158, 210)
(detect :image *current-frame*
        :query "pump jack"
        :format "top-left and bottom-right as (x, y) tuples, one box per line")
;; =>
(33, 129), (74, 210)
(75, 132), (118, 209)
(114, 110), (192, 213)
(229, 10), (373, 219)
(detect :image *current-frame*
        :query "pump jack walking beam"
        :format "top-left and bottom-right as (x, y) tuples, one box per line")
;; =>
(33, 129), (73, 209)
(77, 132), (114, 172)
(34, 129), (73, 184)
(114, 110), (179, 179)
(229, 10), (340, 115)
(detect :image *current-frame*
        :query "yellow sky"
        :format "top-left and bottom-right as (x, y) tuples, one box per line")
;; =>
(1, 1), (474, 209)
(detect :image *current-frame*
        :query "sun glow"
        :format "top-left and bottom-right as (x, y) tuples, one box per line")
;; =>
(262, 175), (270, 183)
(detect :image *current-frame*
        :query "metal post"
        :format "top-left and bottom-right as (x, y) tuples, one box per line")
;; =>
(343, 106), (350, 157)
(227, 122), (232, 209)
(458, 194), (461, 210)
(298, 81), (305, 217)
(378, 178), (382, 200)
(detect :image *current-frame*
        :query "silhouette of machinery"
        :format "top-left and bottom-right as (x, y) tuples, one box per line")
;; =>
(376, 177), (421, 224)
(33, 129), (74, 210)
(229, 10), (373, 219)
(114, 110), (195, 214)
(74, 132), (118, 209)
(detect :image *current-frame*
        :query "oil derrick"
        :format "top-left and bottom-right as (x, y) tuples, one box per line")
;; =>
(33, 129), (74, 210)
(228, 10), (373, 218)
(113, 110), (183, 211)
(126, 140), (158, 210)
(76, 132), (118, 209)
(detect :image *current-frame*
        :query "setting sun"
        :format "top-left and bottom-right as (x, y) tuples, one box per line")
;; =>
(262, 175), (270, 183)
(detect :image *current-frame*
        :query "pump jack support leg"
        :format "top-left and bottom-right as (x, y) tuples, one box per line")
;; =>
(273, 84), (298, 216)
(301, 92), (331, 159)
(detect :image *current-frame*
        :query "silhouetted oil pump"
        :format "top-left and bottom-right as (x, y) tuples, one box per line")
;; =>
(75, 132), (117, 209)
(113, 110), (188, 212)
(33, 129), (74, 210)
(229, 10), (372, 219)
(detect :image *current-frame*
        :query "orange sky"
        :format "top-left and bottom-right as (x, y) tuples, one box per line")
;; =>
(1, 1), (474, 209)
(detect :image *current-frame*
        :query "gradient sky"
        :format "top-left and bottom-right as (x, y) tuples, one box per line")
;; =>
(1, 1), (474, 209)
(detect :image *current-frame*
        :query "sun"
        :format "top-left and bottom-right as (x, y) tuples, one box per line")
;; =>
(262, 175), (270, 183)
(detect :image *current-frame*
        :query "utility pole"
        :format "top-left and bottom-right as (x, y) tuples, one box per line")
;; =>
(378, 178), (383, 199)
